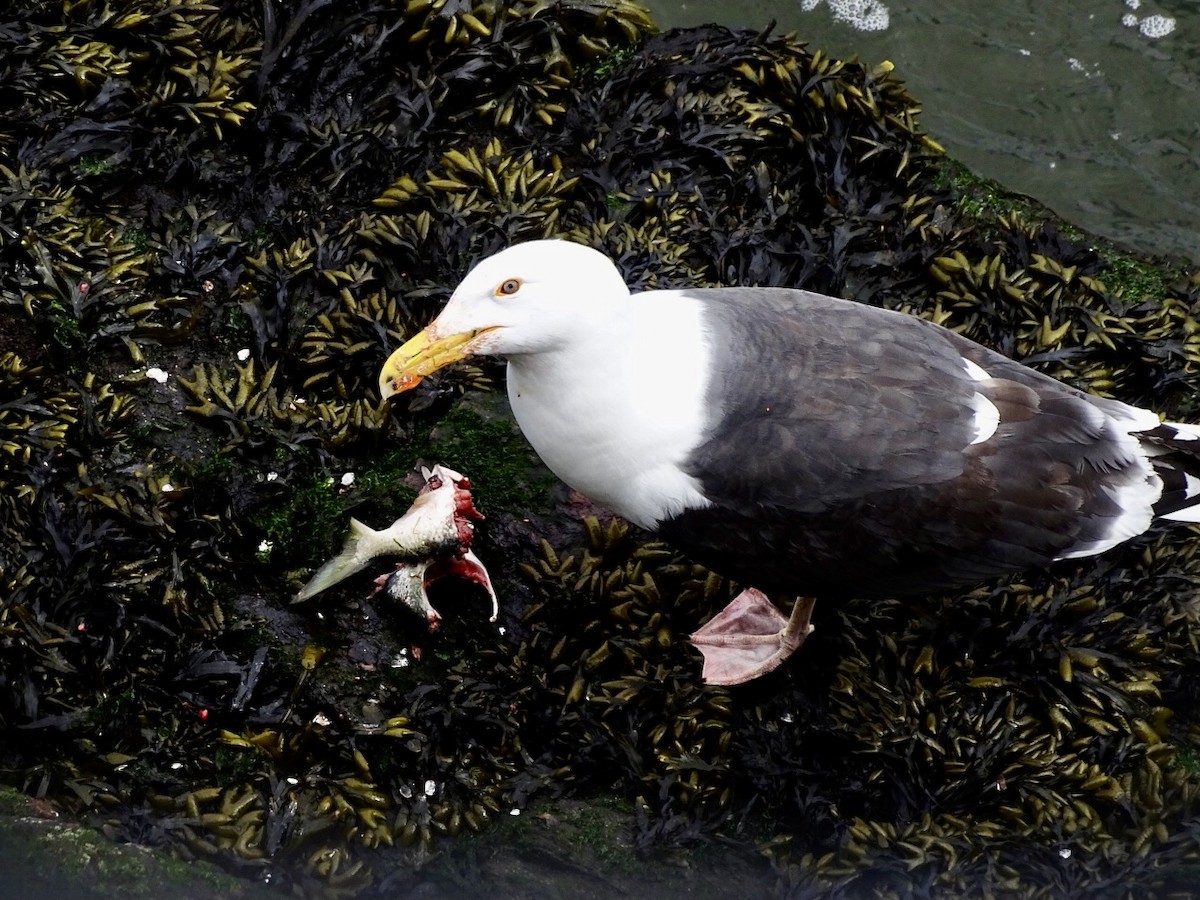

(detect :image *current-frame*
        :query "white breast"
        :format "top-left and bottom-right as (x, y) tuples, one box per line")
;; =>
(506, 291), (713, 529)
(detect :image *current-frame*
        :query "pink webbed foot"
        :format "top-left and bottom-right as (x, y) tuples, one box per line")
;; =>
(689, 590), (816, 686)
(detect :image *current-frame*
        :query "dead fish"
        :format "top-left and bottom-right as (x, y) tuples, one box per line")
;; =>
(372, 548), (499, 631)
(295, 465), (498, 628)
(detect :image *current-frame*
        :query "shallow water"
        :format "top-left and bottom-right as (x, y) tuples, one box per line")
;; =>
(642, 0), (1200, 265)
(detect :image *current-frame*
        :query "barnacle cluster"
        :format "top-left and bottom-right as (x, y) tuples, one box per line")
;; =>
(2, 0), (1199, 895)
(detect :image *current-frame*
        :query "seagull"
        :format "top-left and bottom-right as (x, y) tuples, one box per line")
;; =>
(378, 239), (1200, 685)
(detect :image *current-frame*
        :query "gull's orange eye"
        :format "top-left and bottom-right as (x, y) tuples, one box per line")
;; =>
(497, 278), (522, 296)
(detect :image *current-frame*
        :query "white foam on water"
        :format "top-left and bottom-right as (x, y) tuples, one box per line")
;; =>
(1138, 14), (1175, 38)
(803, 0), (891, 32)
(1121, 1), (1176, 40)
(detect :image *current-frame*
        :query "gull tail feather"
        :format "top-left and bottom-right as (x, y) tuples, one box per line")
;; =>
(1143, 422), (1200, 523)
(295, 518), (382, 601)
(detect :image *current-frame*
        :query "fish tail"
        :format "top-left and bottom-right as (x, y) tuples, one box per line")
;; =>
(294, 518), (379, 601)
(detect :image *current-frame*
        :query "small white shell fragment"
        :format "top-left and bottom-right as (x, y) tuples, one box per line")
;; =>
(424, 779), (437, 797)
(146, 366), (169, 383)
(509, 808), (521, 816)
(341, 472), (355, 487)
(237, 348), (251, 361)
(160, 482), (174, 493)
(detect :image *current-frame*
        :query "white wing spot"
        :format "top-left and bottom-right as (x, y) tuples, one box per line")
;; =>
(1057, 415), (1161, 558)
(963, 358), (990, 382)
(1167, 422), (1200, 441)
(1160, 504), (1200, 523)
(968, 392), (1000, 445)
(1186, 473), (1200, 500)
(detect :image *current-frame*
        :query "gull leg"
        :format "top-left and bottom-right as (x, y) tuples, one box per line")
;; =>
(689, 590), (816, 686)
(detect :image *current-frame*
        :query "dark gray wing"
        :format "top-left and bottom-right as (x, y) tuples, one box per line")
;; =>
(658, 288), (1154, 600)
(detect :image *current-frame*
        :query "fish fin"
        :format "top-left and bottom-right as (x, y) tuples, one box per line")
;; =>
(294, 518), (378, 601)
(461, 549), (500, 621)
(425, 550), (500, 622)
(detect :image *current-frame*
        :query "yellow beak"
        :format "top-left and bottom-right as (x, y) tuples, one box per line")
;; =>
(378, 325), (492, 399)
